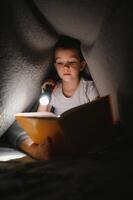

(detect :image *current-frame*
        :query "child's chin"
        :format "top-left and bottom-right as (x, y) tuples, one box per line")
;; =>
(62, 76), (72, 82)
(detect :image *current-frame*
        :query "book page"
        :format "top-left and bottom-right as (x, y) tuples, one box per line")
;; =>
(14, 112), (57, 118)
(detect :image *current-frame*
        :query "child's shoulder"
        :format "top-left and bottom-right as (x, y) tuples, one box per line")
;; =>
(80, 78), (97, 93)
(80, 78), (94, 86)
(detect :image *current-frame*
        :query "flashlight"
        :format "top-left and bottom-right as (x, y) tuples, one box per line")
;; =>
(39, 85), (53, 106)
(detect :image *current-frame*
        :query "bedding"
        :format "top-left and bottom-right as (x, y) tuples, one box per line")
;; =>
(0, 135), (132, 199)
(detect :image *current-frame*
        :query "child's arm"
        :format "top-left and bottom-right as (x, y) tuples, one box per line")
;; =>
(20, 79), (56, 159)
(37, 104), (51, 112)
(6, 121), (52, 160)
(19, 133), (65, 160)
(19, 137), (52, 160)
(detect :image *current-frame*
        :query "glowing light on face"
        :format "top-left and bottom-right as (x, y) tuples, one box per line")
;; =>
(54, 49), (86, 82)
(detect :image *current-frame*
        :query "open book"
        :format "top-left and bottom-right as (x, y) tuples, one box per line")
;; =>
(15, 95), (115, 153)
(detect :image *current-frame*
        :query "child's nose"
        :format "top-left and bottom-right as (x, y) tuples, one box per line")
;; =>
(64, 62), (70, 68)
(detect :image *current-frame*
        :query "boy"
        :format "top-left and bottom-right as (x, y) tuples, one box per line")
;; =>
(11, 36), (99, 160)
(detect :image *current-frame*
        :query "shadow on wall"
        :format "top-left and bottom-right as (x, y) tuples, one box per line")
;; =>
(11, 0), (58, 57)
(0, 0), (58, 137)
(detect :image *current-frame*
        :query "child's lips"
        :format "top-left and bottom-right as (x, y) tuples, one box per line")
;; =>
(63, 73), (71, 75)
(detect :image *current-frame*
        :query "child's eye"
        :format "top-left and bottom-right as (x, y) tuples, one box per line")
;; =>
(69, 61), (77, 65)
(56, 62), (63, 66)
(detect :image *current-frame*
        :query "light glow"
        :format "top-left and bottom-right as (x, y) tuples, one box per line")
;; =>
(0, 147), (26, 161)
(39, 95), (50, 106)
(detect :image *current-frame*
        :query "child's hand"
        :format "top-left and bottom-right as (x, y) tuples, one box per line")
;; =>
(20, 134), (65, 160)
(20, 137), (53, 161)
(41, 79), (55, 92)
(30, 138), (53, 160)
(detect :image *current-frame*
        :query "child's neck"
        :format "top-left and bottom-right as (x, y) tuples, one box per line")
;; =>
(62, 78), (80, 97)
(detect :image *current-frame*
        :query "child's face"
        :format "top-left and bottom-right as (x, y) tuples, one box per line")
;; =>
(54, 48), (86, 82)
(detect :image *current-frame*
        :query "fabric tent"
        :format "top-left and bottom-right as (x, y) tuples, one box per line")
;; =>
(0, 0), (133, 199)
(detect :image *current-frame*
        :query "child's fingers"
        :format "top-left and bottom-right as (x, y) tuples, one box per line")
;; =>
(41, 79), (55, 90)
(40, 137), (53, 157)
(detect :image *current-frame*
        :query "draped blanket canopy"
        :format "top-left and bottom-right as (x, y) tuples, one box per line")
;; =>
(0, 0), (132, 136)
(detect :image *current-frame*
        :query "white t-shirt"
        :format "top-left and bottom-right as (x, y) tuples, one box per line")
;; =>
(50, 78), (99, 116)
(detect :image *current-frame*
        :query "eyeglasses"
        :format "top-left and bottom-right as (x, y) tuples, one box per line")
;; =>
(55, 60), (80, 68)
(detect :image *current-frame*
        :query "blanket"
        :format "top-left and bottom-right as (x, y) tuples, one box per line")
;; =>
(0, 135), (132, 200)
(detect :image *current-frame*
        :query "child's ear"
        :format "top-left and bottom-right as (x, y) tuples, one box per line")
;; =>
(80, 61), (86, 71)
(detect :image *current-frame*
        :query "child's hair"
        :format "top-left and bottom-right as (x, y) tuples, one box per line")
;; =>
(48, 35), (92, 81)
(53, 35), (84, 61)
